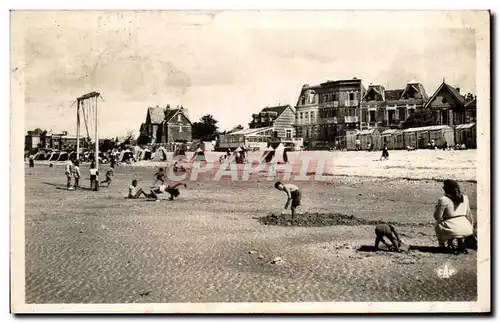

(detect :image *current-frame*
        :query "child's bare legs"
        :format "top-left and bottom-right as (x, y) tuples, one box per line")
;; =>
(291, 206), (296, 218)
(74, 178), (79, 189)
(66, 175), (72, 189)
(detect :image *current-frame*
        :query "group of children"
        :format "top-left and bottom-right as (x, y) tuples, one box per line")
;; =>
(127, 167), (187, 202)
(64, 159), (114, 191)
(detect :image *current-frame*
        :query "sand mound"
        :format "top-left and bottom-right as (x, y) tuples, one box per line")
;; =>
(258, 212), (433, 228)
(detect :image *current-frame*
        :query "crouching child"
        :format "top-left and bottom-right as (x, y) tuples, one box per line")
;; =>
(375, 223), (404, 252)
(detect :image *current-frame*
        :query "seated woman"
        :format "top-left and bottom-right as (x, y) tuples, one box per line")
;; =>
(433, 179), (476, 254)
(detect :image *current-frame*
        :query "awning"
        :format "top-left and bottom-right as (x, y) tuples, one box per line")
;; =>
(455, 123), (476, 130)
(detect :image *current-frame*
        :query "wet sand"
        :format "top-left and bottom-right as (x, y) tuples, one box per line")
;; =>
(24, 163), (477, 303)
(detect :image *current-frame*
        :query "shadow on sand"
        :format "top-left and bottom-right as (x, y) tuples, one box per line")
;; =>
(357, 244), (476, 254)
(42, 182), (92, 191)
(357, 245), (448, 254)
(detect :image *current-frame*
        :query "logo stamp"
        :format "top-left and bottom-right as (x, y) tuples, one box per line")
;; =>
(435, 263), (458, 279)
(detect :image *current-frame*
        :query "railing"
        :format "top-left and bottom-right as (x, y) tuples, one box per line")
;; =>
(344, 116), (359, 123)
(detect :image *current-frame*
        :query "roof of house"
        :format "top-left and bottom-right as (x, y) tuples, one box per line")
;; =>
(363, 85), (386, 101)
(147, 107), (165, 124)
(228, 126), (274, 136)
(401, 82), (429, 101)
(261, 105), (293, 118)
(425, 82), (466, 108)
(465, 98), (476, 108)
(385, 89), (404, 101)
(359, 129), (379, 135)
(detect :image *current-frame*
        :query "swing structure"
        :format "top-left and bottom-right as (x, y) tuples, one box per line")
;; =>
(76, 91), (102, 173)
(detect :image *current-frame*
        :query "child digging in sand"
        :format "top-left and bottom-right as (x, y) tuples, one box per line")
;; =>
(374, 223), (407, 252)
(274, 181), (301, 218)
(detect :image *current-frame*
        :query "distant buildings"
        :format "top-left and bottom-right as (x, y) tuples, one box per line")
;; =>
(25, 130), (85, 151)
(360, 80), (428, 131)
(139, 105), (192, 144)
(293, 77), (476, 148)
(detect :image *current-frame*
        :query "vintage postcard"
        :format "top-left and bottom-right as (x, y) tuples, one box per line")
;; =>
(10, 10), (490, 313)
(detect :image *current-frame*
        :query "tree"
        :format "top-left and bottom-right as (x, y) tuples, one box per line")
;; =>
(122, 130), (134, 145)
(401, 108), (435, 129)
(192, 114), (219, 141)
(100, 138), (117, 152)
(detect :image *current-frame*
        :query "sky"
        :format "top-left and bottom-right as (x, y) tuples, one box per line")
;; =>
(18, 11), (478, 138)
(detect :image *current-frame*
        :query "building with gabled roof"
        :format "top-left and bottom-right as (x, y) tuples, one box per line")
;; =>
(140, 105), (192, 144)
(249, 104), (296, 140)
(424, 81), (468, 126)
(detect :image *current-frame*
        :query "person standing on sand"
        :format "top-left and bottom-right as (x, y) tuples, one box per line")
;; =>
(65, 159), (74, 189)
(380, 144), (389, 160)
(433, 179), (476, 252)
(89, 161), (99, 191)
(274, 181), (301, 218)
(73, 160), (81, 190)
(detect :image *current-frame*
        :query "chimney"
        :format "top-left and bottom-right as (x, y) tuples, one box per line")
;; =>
(456, 87), (460, 93)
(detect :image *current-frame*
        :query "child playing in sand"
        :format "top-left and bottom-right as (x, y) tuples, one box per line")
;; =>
(274, 181), (301, 218)
(374, 223), (402, 252)
(149, 180), (187, 202)
(100, 166), (114, 188)
(380, 144), (389, 160)
(128, 180), (148, 199)
(153, 167), (166, 186)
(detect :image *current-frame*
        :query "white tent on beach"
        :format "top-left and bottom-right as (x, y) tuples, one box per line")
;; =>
(48, 151), (60, 162)
(138, 148), (152, 161)
(119, 150), (135, 163)
(56, 152), (69, 162)
(261, 143), (287, 164)
(153, 147), (168, 161)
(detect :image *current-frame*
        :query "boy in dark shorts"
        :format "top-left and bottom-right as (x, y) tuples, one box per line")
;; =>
(274, 181), (301, 218)
(128, 180), (148, 199)
(374, 223), (402, 252)
(153, 167), (166, 186)
(100, 166), (114, 187)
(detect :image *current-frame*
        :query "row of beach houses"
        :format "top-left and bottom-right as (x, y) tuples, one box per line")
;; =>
(218, 78), (477, 151)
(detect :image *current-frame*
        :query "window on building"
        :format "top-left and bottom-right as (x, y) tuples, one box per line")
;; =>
(349, 93), (355, 101)
(300, 112), (303, 119)
(301, 96), (306, 105)
(369, 111), (376, 123)
(179, 125), (183, 132)
(177, 114), (182, 122)
(408, 108), (415, 116)
(273, 131), (278, 138)
(286, 129), (292, 139)
(311, 111), (315, 120)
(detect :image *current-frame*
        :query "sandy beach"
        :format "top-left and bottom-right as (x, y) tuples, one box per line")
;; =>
(24, 150), (477, 303)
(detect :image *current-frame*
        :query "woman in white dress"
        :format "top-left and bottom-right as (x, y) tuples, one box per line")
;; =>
(433, 179), (476, 250)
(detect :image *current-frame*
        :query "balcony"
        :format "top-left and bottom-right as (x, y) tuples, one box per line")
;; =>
(344, 116), (359, 123)
(317, 117), (338, 125)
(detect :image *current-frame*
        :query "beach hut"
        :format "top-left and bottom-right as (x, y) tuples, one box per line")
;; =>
(153, 147), (168, 161)
(345, 130), (360, 151)
(403, 125), (454, 149)
(119, 150), (135, 163)
(139, 148), (152, 161)
(392, 130), (405, 150)
(455, 123), (476, 149)
(261, 146), (275, 163)
(358, 128), (381, 150)
(56, 152), (69, 162)
(381, 129), (401, 150)
(192, 147), (206, 162)
(33, 151), (48, 160)
(48, 152), (60, 162)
